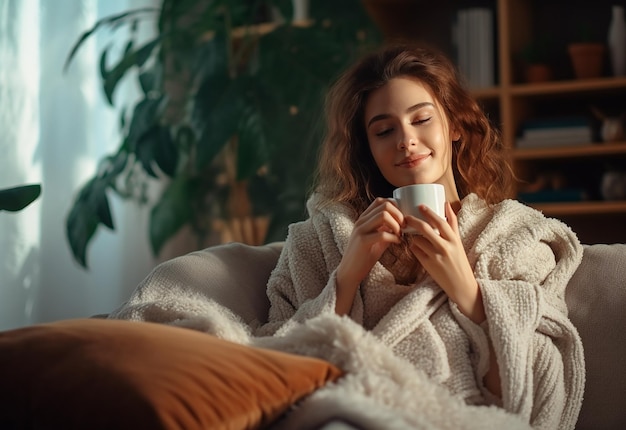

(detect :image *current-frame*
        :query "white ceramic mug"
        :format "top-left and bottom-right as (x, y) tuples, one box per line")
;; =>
(392, 184), (446, 233)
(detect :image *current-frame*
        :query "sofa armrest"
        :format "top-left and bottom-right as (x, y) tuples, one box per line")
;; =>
(565, 243), (626, 430)
(171, 241), (283, 324)
(111, 241), (283, 326)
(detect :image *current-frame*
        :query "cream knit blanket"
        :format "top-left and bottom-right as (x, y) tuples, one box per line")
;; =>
(109, 193), (584, 430)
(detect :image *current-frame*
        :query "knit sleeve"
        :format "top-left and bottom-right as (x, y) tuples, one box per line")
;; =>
(453, 208), (585, 430)
(255, 218), (364, 336)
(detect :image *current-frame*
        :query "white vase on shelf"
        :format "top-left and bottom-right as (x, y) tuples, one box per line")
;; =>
(292, 0), (310, 22)
(608, 5), (626, 76)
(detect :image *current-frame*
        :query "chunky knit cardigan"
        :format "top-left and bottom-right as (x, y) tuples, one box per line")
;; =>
(108, 193), (584, 430)
(256, 193), (585, 430)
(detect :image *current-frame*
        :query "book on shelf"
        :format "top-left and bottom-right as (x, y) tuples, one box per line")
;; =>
(452, 7), (494, 89)
(518, 189), (587, 203)
(523, 126), (592, 140)
(515, 135), (591, 149)
(520, 116), (591, 130)
(516, 116), (593, 148)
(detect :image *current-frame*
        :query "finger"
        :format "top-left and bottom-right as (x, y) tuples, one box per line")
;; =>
(350, 231), (402, 263)
(403, 209), (445, 240)
(359, 197), (386, 216)
(359, 209), (404, 237)
(371, 230), (403, 245)
(403, 215), (429, 236)
(409, 235), (435, 258)
(358, 200), (404, 234)
(381, 199), (405, 225)
(360, 198), (404, 224)
(444, 202), (459, 233)
(418, 204), (452, 237)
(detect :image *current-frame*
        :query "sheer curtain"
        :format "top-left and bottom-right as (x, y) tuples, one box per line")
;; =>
(0, 0), (159, 330)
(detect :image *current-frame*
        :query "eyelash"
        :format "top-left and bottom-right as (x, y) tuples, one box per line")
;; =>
(374, 117), (432, 137)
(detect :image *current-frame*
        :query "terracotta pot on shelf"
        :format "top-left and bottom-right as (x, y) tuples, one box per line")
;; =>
(567, 43), (605, 79)
(524, 63), (552, 83)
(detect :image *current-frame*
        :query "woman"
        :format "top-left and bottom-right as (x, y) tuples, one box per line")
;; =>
(256, 44), (585, 429)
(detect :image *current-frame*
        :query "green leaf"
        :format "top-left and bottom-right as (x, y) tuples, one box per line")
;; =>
(176, 126), (196, 154)
(149, 175), (193, 255)
(138, 65), (161, 95)
(154, 127), (178, 177)
(66, 180), (100, 268)
(64, 7), (159, 73)
(192, 35), (249, 169)
(102, 37), (161, 104)
(123, 39), (134, 56)
(101, 151), (129, 178)
(191, 31), (230, 115)
(0, 184), (41, 212)
(90, 180), (115, 229)
(119, 106), (127, 130)
(135, 127), (160, 178)
(135, 37), (160, 67)
(135, 125), (178, 178)
(237, 108), (267, 180)
(65, 178), (115, 268)
(309, 0), (374, 26)
(195, 79), (245, 170)
(126, 96), (165, 153)
(99, 45), (111, 82)
(66, 200), (99, 268)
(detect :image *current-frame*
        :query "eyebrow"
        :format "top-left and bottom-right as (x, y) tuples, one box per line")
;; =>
(367, 102), (435, 129)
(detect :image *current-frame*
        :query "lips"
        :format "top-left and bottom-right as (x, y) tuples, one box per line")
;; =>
(396, 153), (430, 168)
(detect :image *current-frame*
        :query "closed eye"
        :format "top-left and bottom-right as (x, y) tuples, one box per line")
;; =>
(374, 117), (431, 137)
(412, 117), (432, 125)
(375, 128), (394, 137)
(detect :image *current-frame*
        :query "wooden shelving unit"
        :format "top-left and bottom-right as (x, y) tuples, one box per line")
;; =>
(514, 142), (626, 160)
(509, 76), (626, 96)
(364, 0), (626, 243)
(531, 201), (626, 216)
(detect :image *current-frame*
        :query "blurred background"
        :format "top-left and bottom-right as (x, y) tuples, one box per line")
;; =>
(1, 0), (160, 330)
(2, 0), (625, 330)
(0, 0), (381, 330)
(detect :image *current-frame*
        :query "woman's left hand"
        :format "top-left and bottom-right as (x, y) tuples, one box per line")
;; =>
(405, 202), (485, 323)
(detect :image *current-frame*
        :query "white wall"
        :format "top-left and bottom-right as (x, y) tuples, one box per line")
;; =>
(0, 0), (160, 330)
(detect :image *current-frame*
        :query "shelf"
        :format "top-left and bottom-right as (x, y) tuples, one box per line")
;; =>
(471, 86), (500, 100)
(529, 200), (626, 216)
(203, 20), (313, 41)
(513, 143), (626, 160)
(365, 0), (626, 242)
(509, 76), (626, 97)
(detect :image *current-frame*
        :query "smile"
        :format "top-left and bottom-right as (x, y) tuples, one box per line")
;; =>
(395, 154), (430, 168)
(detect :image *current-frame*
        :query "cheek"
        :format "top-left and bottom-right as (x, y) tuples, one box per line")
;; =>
(428, 127), (451, 157)
(368, 142), (391, 168)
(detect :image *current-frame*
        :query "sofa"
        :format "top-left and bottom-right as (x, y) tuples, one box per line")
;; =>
(1, 241), (625, 429)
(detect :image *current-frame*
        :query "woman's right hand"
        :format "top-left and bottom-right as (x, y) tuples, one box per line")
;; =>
(335, 198), (404, 314)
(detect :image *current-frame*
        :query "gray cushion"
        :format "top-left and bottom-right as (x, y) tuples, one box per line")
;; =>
(565, 244), (626, 430)
(142, 242), (281, 325)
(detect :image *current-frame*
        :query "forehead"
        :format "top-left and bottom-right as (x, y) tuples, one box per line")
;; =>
(365, 77), (437, 113)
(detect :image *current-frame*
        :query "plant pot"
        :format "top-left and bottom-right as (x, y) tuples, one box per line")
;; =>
(525, 63), (552, 83)
(568, 43), (605, 79)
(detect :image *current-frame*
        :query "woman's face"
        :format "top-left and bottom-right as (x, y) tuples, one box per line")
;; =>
(364, 77), (459, 199)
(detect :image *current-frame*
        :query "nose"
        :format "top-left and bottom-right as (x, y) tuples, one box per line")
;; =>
(398, 128), (417, 150)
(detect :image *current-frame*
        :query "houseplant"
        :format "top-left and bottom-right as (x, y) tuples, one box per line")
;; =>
(567, 24), (605, 79)
(64, 0), (380, 268)
(568, 43), (605, 79)
(0, 185), (41, 212)
(520, 38), (552, 83)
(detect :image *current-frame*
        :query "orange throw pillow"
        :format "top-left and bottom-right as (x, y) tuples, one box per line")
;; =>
(0, 318), (342, 430)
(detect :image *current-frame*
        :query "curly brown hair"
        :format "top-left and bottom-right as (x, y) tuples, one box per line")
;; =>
(312, 43), (513, 216)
